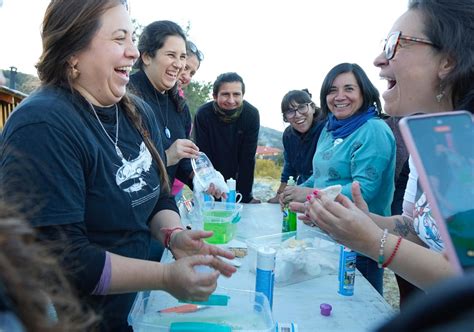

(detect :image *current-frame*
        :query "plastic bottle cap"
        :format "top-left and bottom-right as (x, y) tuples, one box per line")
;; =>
(226, 178), (236, 190)
(256, 247), (276, 270)
(287, 176), (296, 186)
(320, 303), (332, 316)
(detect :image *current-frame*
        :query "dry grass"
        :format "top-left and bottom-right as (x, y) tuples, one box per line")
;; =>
(383, 269), (400, 309)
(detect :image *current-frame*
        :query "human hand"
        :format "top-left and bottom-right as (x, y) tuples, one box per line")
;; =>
(351, 181), (370, 216)
(206, 183), (227, 200)
(165, 139), (200, 166)
(280, 186), (313, 206)
(267, 193), (280, 204)
(290, 190), (382, 257)
(162, 255), (221, 302)
(171, 230), (237, 277)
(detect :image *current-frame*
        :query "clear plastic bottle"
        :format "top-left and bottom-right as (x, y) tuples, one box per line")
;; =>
(282, 176), (297, 232)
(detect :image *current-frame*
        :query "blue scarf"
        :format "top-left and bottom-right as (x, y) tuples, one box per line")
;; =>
(326, 106), (378, 139)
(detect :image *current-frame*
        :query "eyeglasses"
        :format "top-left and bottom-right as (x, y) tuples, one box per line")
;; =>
(187, 41), (204, 62)
(383, 31), (436, 60)
(284, 103), (311, 121)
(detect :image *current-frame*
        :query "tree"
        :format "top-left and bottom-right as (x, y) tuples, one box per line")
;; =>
(1, 69), (40, 94)
(183, 80), (212, 118)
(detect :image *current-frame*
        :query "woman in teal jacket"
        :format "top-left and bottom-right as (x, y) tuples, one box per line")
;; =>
(282, 63), (396, 294)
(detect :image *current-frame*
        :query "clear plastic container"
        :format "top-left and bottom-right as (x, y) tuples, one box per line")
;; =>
(202, 201), (243, 244)
(128, 287), (275, 331)
(246, 228), (339, 286)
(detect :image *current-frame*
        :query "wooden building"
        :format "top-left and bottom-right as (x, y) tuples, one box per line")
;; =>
(0, 85), (26, 129)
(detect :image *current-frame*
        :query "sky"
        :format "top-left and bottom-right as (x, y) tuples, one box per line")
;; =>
(0, 0), (408, 132)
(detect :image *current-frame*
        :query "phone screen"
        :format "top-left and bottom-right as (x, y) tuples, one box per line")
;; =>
(406, 113), (474, 270)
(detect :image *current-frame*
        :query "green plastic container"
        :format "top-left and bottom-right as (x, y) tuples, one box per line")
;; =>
(202, 202), (242, 244)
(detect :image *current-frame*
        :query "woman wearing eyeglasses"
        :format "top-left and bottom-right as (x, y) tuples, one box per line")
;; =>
(292, 0), (473, 291)
(267, 89), (326, 204)
(282, 63), (396, 295)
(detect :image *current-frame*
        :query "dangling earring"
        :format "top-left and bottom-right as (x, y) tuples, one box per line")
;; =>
(436, 84), (445, 103)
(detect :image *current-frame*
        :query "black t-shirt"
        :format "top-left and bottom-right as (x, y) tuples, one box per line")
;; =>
(0, 86), (176, 331)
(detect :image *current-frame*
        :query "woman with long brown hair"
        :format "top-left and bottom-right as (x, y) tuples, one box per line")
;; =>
(0, 1), (235, 330)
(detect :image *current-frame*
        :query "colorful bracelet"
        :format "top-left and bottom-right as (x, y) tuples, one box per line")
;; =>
(377, 229), (389, 268)
(383, 236), (403, 268)
(162, 227), (185, 251)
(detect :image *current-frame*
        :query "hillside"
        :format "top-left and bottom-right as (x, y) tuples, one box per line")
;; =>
(258, 126), (284, 149)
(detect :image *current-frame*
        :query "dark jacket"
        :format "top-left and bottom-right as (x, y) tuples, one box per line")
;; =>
(281, 119), (326, 184)
(194, 100), (260, 202)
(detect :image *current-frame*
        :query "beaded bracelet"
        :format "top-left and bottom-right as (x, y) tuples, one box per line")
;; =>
(377, 229), (389, 268)
(383, 236), (403, 268)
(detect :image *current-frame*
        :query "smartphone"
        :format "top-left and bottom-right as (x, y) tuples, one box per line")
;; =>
(399, 111), (474, 274)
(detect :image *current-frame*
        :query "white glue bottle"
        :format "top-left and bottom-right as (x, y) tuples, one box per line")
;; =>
(255, 246), (276, 309)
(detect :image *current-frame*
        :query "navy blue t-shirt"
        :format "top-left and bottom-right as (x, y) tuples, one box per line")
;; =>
(0, 86), (176, 331)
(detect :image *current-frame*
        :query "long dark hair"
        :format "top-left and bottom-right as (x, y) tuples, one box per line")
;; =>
(320, 63), (382, 118)
(36, 0), (169, 191)
(409, 0), (474, 112)
(135, 20), (188, 113)
(0, 203), (99, 331)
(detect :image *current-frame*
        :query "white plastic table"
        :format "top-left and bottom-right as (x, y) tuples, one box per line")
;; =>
(153, 203), (396, 331)
(220, 203), (396, 331)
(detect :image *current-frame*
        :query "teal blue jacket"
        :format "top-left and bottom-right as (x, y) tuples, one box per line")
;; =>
(302, 118), (396, 216)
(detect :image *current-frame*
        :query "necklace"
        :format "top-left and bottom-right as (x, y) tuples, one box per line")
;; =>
(153, 89), (171, 139)
(88, 101), (125, 160)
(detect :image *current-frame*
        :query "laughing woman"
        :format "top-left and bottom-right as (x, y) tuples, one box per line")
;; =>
(0, 2), (235, 330)
(268, 89), (326, 203)
(293, 0), (473, 291)
(129, 20), (199, 190)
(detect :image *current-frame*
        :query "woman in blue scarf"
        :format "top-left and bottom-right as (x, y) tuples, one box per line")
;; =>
(282, 63), (396, 295)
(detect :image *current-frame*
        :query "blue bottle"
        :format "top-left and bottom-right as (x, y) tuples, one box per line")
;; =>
(255, 246), (276, 309)
(203, 193), (213, 202)
(338, 245), (356, 296)
(226, 178), (237, 203)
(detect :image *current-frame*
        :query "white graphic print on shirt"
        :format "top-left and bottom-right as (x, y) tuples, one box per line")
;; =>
(116, 142), (152, 193)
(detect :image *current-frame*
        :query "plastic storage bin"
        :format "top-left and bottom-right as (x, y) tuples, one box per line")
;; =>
(202, 201), (242, 244)
(246, 228), (339, 286)
(128, 287), (275, 331)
